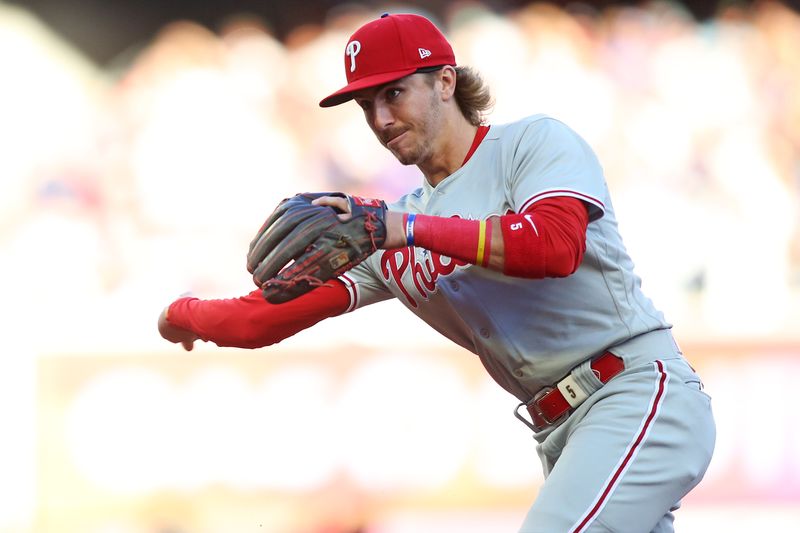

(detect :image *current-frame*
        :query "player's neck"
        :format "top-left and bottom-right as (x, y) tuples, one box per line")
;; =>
(419, 112), (478, 187)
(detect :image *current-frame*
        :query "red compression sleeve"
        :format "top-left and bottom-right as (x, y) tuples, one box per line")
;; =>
(167, 281), (350, 349)
(410, 196), (589, 279)
(500, 196), (589, 278)
(413, 215), (493, 266)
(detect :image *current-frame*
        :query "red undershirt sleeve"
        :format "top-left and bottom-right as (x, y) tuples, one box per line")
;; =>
(411, 196), (589, 279)
(500, 196), (589, 278)
(166, 280), (351, 349)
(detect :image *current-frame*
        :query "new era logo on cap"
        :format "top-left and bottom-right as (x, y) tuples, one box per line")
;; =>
(319, 13), (457, 107)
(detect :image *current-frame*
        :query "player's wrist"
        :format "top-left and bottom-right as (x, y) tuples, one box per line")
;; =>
(382, 210), (408, 249)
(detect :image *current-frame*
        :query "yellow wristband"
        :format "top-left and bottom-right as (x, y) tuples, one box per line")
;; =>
(476, 219), (487, 265)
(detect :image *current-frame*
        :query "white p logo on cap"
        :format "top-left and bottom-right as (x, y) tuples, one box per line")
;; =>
(346, 40), (361, 72)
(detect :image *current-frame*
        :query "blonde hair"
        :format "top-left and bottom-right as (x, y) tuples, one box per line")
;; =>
(420, 65), (493, 125)
(453, 66), (493, 126)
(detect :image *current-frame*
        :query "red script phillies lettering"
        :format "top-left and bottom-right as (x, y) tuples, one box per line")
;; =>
(380, 247), (468, 307)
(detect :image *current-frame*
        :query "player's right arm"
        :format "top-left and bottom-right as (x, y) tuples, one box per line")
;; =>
(157, 280), (351, 351)
(379, 196), (589, 279)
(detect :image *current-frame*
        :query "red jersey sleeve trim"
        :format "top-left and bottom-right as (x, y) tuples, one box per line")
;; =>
(338, 273), (359, 312)
(519, 189), (604, 221)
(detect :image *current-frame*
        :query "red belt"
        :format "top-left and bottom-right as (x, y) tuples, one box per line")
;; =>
(517, 352), (625, 432)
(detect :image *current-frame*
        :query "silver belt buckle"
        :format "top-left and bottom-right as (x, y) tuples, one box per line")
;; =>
(514, 401), (538, 432)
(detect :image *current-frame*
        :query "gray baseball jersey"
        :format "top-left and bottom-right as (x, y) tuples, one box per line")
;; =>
(341, 114), (672, 400)
(339, 115), (715, 532)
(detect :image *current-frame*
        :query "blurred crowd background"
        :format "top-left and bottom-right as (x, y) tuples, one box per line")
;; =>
(1, 1), (799, 532)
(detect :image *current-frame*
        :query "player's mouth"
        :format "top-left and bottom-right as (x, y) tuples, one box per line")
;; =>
(385, 130), (408, 148)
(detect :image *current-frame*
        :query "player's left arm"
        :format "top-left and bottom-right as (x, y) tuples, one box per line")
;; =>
(381, 196), (590, 278)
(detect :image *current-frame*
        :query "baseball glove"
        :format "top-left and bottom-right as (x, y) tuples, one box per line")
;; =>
(247, 192), (388, 303)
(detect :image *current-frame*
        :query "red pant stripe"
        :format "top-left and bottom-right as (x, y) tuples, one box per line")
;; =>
(570, 360), (669, 532)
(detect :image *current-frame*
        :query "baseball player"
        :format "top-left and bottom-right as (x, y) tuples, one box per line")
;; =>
(158, 13), (716, 532)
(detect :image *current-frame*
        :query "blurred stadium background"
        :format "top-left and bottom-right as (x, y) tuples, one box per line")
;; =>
(1, 0), (799, 531)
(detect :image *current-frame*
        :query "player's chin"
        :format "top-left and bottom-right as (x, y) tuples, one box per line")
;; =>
(388, 145), (421, 166)
(392, 154), (416, 166)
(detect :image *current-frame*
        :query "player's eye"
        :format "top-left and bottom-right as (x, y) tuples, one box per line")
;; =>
(356, 99), (371, 111)
(386, 88), (402, 101)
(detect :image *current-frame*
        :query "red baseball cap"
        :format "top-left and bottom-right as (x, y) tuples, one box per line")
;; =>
(319, 13), (456, 108)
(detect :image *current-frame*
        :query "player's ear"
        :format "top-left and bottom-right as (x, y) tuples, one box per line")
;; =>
(439, 66), (457, 101)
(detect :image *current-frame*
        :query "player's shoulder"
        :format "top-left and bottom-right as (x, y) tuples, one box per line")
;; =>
(491, 113), (578, 141)
(387, 187), (425, 211)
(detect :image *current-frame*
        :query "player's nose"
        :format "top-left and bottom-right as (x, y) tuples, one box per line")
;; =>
(372, 100), (395, 132)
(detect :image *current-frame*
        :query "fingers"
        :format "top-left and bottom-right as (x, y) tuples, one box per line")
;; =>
(157, 307), (173, 340)
(312, 195), (351, 220)
(158, 306), (199, 350)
